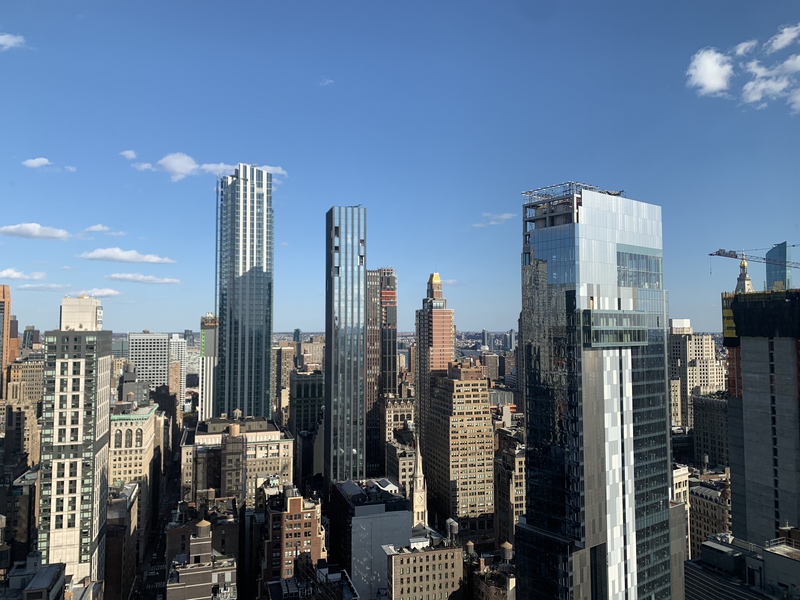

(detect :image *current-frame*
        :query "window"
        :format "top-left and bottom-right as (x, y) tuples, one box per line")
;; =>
(114, 430), (122, 448)
(125, 429), (133, 448)
(136, 429), (143, 447)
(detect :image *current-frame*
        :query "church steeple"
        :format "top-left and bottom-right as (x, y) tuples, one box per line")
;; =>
(735, 252), (755, 293)
(411, 425), (428, 528)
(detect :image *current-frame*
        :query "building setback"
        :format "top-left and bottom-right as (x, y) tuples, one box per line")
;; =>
(515, 183), (673, 599)
(324, 206), (367, 488)
(216, 163), (275, 419)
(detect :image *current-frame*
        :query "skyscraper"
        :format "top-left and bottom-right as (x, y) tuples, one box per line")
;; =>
(516, 183), (672, 599)
(766, 241), (792, 291)
(378, 267), (398, 396)
(199, 313), (218, 422)
(414, 273), (455, 449)
(39, 295), (111, 581)
(128, 332), (170, 391)
(1, 285), (11, 374)
(169, 333), (187, 404)
(324, 206), (367, 488)
(216, 163), (275, 418)
(365, 269), (381, 476)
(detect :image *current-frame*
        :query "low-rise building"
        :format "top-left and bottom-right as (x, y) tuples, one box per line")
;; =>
(6, 552), (65, 600)
(105, 482), (139, 600)
(494, 440), (524, 548)
(383, 535), (464, 600)
(689, 480), (731, 560)
(166, 520), (237, 600)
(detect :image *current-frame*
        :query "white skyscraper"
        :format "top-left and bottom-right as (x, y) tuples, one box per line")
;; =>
(128, 333), (170, 391)
(60, 294), (103, 331)
(39, 297), (111, 581)
(216, 163), (274, 418)
(169, 333), (187, 404)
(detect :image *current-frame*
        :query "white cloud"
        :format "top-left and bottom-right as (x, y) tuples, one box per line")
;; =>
(0, 268), (46, 280)
(789, 87), (800, 112)
(84, 224), (110, 233)
(262, 165), (288, 177)
(0, 32), (25, 51)
(132, 162), (154, 171)
(686, 48), (734, 96)
(120, 150), (137, 160)
(107, 231), (127, 236)
(734, 40), (758, 56)
(76, 288), (121, 298)
(473, 212), (517, 227)
(200, 163), (237, 176)
(742, 76), (791, 104)
(78, 247), (176, 264)
(22, 157), (52, 168)
(105, 273), (180, 285)
(0, 223), (69, 240)
(441, 279), (461, 286)
(319, 77), (334, 86)
(764, 21), (800, 54)
(59, 266), (75, 270)
(18, 283), (70, 291)
(280, 242), (290, 247)
(65, 166), (76, 172)
(158, 152), (198, 181)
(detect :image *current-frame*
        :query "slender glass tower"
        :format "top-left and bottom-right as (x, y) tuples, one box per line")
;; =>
(515, 183), (671, 600)
(324, 206), (367, 488)
(216, 163), (274, 418)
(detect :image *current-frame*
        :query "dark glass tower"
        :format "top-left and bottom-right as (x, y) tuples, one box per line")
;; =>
(325, 206), (367, 488)
(766, 241), (792, 291)
(379, 267), (398, 396)
(516, 183), (672, 600)
(216, 163), (274, 418)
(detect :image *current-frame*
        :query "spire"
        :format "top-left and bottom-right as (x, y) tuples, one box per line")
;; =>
(411, 425), (428, 528)
(735, 252), (755, 293)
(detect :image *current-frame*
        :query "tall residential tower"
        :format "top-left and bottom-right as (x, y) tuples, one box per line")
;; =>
(516, 183), (673, 600)
(324, 206), (367, 488)
(216, 163), (275, 418)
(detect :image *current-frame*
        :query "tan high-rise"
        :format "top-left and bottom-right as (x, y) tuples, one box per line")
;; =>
(414, 273), (454, 464)
(0, 286), (10, 386)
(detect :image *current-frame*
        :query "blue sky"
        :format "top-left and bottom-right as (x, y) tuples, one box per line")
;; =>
(1, 1), (798, 334)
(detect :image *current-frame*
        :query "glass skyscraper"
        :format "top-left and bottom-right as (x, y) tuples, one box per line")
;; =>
(766, 241), (792, 291)
(216, 163), (274, 418)
(515, 183), (672, 600)
(324, 206), (367, 488)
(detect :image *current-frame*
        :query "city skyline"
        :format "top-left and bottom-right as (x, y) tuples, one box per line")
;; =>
(2, 3), (799, 334)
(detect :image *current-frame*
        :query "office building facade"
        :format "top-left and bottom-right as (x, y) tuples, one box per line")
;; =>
(516, 183), (672, 599)
(128, 332), (170, 391)
(216, 163), (275, 418)
(0, 285), (10, 378)
(324, 206), (367, 487)
(39, 298), (112, 582)
(766, 241), (792, 291)
(366, 269), (382, 476)
(199, 313), (218, 422)
(169, 333), (187, 404)
(379, 268), (399, 396)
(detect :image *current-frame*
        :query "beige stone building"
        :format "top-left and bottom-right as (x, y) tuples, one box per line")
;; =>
(5, 358), (44, 405)
(689, 481), (731, 559)
(109, 401), (160, 562)
(386, 440), (417, 497)
(494, 440), (524, 547)
(380, 396), (415, 472)
(427, 362), (494, 543)
(3, 382), (41, 466)
(384, 538), (463, 600)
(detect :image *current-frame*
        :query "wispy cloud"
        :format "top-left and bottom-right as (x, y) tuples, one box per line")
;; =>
(78, 247), (176, 264)
(0, 268), (46, 280)
(280, 241), (290, 247)
(107, 231), (127, 236)
(120, 150), (137, 160)
(319, 76), (334, 86)
(60, 266), (76, 270)
(105, 273), (180, 285)
(0, 32), (25, 51)
(472, 212), (517, 227)
(65, 166), (76, 172)
(18, 283), (70, 291)
(76, 288), (121, 298)
(764, 22), (800, 54)
(441, 279), (462, 286)
(0, 223), (69, 240)
(22, 157), (52, 168)
(687, 21), (800, 112)
(84, 224), (110, 233)
(133, 152), (288, 182)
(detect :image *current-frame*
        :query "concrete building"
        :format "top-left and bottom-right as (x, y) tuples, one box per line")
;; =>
(116, 362), (150, 407)
(668, 319), (726, 430)
(386, 440), (417, 498)
(494, 439), (524, 548)
(480, 353), (499, 382)
(766, 241), (792, 291)
(6, 552), (65, 600)
(689, 480), (731, 560)
(216, 163), (275, 419)
(0, 466), (39, 564)
(109, 400), (160, 561)
(198, 313), (218, 423)
(261, 486), (327, 581)
(166, 520), (237, 600)
(684, 530), (800, 600)
(129, 332), (170, 392)
(383, 536), (464, 600)
(299, 336), (325, 369)
(723, 289), (800, 547)
(39, 297), (112, 582)
(0, 286), (11, 379)
(272, 344), (297, 426)
(692, 392), (729, 470)
(59, 294), (103, 332)
(325, 206), (367, 488)
(515, 183), (673, 599)
(288, 370), (324, 438)
(414, 273), (455, 463)
(380, 397), (414, 473)
(105, 482), (139, 600)
(5, 356), (44, 405)
(181, 415), (293, 507)
(169, 334), (187, 405)
(427, 363), (494, 543)
(329, 480), (413, 600)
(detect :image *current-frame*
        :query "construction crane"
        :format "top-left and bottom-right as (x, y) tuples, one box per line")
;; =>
(709, 248), (800, 269)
